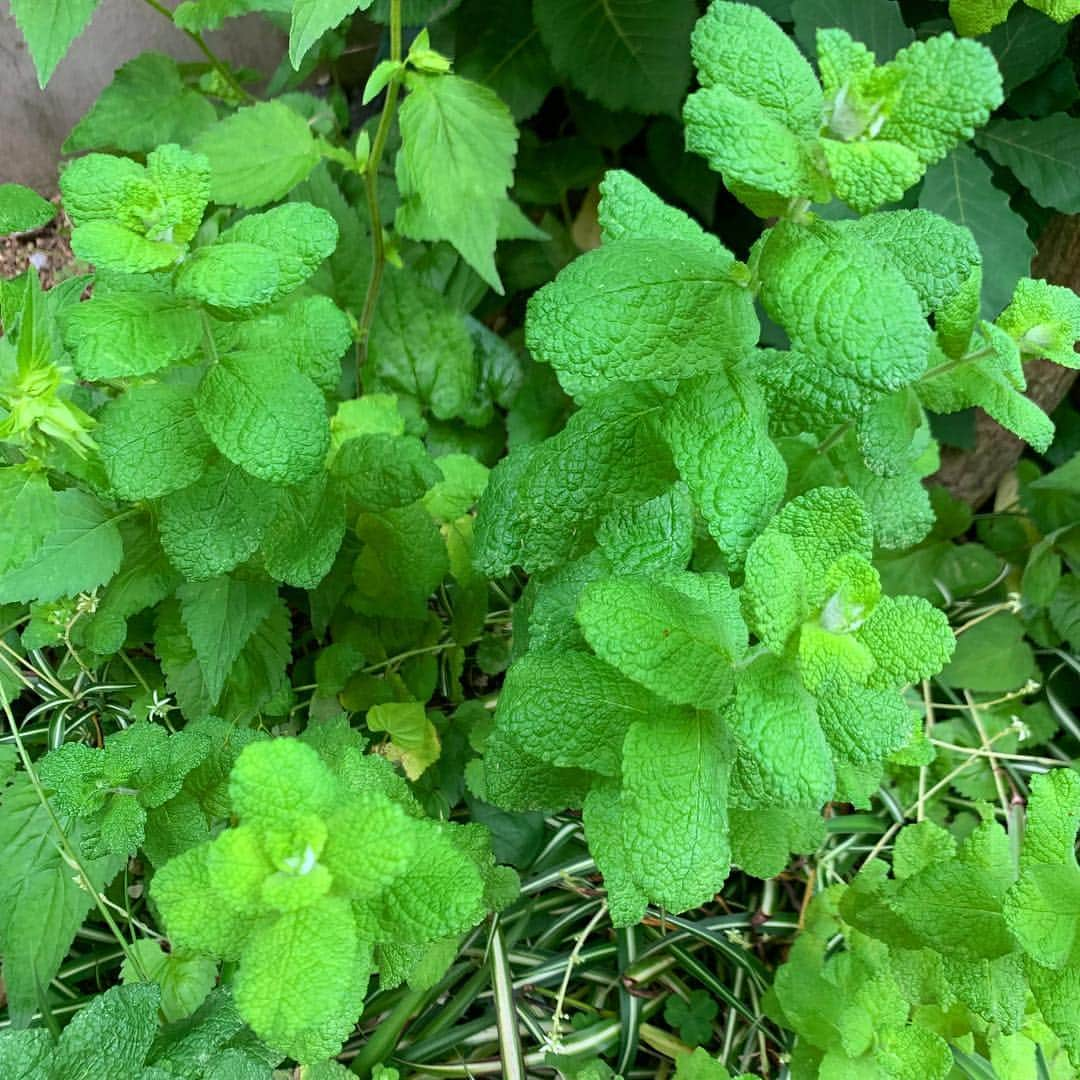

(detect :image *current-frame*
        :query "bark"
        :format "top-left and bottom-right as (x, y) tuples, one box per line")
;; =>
(931, 215), (1080, 508)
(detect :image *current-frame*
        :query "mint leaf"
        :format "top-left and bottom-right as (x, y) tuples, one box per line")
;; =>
(0, 491), (123, 604)
(396, 72), (518, 291)
(0, 184), (56, 235)
(195, 352), (330, 485)
(260, 474), (346, 589)
(157, 461), (280, 581)
(64, 52), (217, 154)
(332, 434), (440, 512)
(577, 573), (745, 709)
(61, 277), (203, 380)
(192, 101), (323, 208)
(97, 382), (215, 500)
(9, 0), (102, 87)
(595, 485), (694, 575)
(0, 467), (58, 577)
(526, 239), (758, 397)
(659, 370), (785, 566)
(534, 0), (697, 116)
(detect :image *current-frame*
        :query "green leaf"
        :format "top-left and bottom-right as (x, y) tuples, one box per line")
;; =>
(534, 0), (697, 116)
(791, 0), (914, 59)
(454, 0), (556, 121)
(368, 268), (477, 420)
(950, 0), (1018, 35)
(0, 774), (124, 1024)
(366, 702), (441, 780)
(157, 461), (281, 581)
(728, 656), (834, 808)
(60, 277), (203, 380)
(1050, 574), (1080, 650)
(191, 101), (323, 209)
(597, 169), (724, 252)
(259, 474), (346, 589)
(595, 485), (694, 574)
(621, 711), (732, 912)
(577, 573), (745, 709)
(659, 370), (785, 567)
(290, 0), (375, 68)
(120, 940), (217, 1023)
(331, 434), (441, 511)
(919, 145), (1035, 319)
(0, 467), (58, 577)
(0, 184), (56, 236)
(176, 202), (338, 315)
(97, 382), (215, 500)
(978, 114), (1080, 214)
(0, 491), (123, 604)
(9, 0), (102, 87)
(196, 353), (330, 485)
(756, 220), (930, 429)
(939, 611), (1037, 691)
(526, 239), (758, 397)
(64, 52), (217, 154)
(495, 649), (661, 776)
(173, 0), (292, 32)
(177, 575), (279, 706)
(395, 72), (518, 291)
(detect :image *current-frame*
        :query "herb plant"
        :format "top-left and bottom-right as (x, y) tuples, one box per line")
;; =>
(2, 0), (1080, 1076)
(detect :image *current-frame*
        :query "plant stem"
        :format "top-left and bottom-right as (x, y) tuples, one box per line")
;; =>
(919, 344), (996, 383)
(355, 0), (404, 393)
(137, 0), (254, 103)
(349, 984), (433, 1077)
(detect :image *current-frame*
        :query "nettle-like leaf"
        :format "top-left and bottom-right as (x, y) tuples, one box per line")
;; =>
(151, 738), (514, 1062)
(683, 1), (1003, 216)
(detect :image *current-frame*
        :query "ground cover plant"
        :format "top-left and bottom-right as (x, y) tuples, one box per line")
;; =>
(2, 0), (1080, 1076)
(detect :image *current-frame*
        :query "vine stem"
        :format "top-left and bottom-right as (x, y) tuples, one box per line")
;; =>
(137, 0), (254, 103)
(355, 0), (404, 394)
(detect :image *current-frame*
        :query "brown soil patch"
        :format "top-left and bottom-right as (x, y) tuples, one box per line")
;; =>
(1, 198), (79, 289)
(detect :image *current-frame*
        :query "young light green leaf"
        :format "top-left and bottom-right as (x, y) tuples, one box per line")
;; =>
(290, 0), (375, 69)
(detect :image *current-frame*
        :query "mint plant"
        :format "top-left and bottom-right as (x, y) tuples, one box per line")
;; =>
(2, 0), (1080, 1075)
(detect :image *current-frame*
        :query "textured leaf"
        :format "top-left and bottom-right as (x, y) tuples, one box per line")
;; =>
(259, 474), (346, 589)
(0, 184), (56, 235)
(495, 650), (661, 776)
(61, 278), (202, 380)
(368, 268), (477, 420)
(534, 0), (697, 115)
(620, 712), (731, 913)
(0, 491), (123, 603)
(331, 434), (441, 511)
(97, 382), (215, 500)
(196, 353), (330, 485)
(157, 461), (280, 581)
(526, 239), (758, 397)
(595, 485), (694, 574)
(64, 52), (216, 154)
(192, 101), (322, 208)
(120, 940), (216, 1023)
(659, 370), (785, 566)
(577, 574), (744, 709)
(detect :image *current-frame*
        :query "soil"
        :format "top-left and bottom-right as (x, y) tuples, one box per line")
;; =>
(0, 198), (77, 290)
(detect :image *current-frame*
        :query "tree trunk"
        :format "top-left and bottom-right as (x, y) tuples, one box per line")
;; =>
(931, 215), (1080, 508)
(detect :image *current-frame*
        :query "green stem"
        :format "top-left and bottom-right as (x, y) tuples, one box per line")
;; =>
(919, 344), (995, 383)
(816, 421), (851, 455)
(349, 984), (434, 1077)
(355, 0), (404, 394)
(137, 0), (254, 103)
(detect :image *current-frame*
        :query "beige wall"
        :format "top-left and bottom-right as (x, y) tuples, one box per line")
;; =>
(0, 0), (284, 192)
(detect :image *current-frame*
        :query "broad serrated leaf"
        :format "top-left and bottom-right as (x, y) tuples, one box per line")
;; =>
(978, 114), (1080, 213)
(64, 52), (217, 154)
(0, 491), (123, 604)
(192, 101), (323, 208)
(97, 382), (215, 500)
(526, 239), (758, 397)
(290, 0), (375, 68)
(534, 0), (697, 116)
(9, 0), (102, 87)
(395, 73), (517, 290)
(259, 474), (346, 589)
(195, 352), (330, 485)
(792, 0), (914, 59)
(0, 467), (57, 577)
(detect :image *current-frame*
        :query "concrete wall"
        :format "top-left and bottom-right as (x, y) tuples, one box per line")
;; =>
(0, 0), (284, 192)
